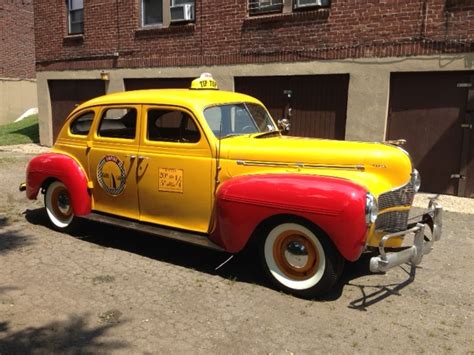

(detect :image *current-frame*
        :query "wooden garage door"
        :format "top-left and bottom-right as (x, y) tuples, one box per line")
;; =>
(124, 78), (193, 91)
(48, 80), (106, 142)
(387, 72), (474, 197)
(234, 75), (349, 140)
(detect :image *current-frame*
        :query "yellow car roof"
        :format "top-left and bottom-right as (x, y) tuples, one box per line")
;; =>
(73, 89), (262, 114)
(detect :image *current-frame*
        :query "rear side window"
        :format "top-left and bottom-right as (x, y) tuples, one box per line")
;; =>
(147, 109), (200, 143)
(98, 108), (137, 139)
(70, 111), (94, 136)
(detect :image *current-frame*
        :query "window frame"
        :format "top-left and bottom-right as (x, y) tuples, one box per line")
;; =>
(67, 0), (84, 35)
(140, 0), (195, 28)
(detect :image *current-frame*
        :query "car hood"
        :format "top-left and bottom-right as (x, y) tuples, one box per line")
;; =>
(218, 135), (413, 196)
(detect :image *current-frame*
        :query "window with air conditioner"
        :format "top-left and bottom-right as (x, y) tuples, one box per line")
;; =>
(141, 0), (195, 27)
(170, 0), (195, 23)
(67, 0), (84, 34)
(249, 0), (284, 15)
(294, 0), (330, 9)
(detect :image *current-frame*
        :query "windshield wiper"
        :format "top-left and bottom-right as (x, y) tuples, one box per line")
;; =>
(254, 131), (281, 138)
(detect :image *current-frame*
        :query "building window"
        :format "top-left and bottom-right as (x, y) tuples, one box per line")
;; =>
(142, 0), (195, 27)
(142, 0), (164, 26)
(249, 0), (283, 15)
(294, 0), (330, 9)
(68, 0), (84, 34)
(249, 0), (330, 16)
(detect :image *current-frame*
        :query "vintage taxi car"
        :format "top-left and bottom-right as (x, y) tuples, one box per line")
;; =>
(21, 74), (442, 298)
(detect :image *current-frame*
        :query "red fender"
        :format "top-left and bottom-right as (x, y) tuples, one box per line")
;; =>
(210, 174), (369, 261)
(26, 153), (91, 216)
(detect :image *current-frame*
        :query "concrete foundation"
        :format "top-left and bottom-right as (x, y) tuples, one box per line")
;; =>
(0, 78), (37, 125)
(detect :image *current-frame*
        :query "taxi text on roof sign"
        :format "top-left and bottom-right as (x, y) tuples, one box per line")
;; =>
(190, 73), (218, 90)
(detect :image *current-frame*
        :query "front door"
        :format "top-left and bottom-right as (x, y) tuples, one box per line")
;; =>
(88, 105), (140, 219)
(137, 105), (213, 233)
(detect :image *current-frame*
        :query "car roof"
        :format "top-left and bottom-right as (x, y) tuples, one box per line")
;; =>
(73, 89), (262, 113)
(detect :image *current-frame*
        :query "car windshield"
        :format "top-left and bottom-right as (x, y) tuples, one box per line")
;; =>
(203, 103), (277, 139)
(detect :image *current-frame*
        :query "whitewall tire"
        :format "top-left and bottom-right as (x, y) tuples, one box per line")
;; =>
(45, 181), (75, 230)
(260, 221), (341, 298)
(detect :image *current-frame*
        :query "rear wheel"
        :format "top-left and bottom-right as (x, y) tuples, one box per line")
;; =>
(44, 181), (75, 230)
(260, 221), (342, 298)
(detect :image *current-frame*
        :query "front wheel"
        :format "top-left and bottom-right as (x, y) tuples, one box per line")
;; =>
(44, 181), (76, 231)
(260, 222), (342, 298)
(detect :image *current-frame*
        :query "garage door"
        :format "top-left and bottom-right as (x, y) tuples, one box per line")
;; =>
(48, 80), (106, 142)
(234, 75), (349, 140)
(124, 78), (193, 91)
(387, 72), (474, 197)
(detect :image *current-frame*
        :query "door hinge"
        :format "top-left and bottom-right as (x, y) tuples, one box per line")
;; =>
(461, 123), (473, 129)
(450, 174), (466, 180)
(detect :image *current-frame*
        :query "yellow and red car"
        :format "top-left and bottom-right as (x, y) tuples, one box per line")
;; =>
(22, 74), (442, 298)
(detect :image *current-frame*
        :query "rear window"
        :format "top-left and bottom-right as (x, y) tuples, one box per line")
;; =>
(70, 111), (94, 136)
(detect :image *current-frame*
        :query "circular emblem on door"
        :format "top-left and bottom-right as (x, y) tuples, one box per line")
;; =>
(97, 155), (126, 196)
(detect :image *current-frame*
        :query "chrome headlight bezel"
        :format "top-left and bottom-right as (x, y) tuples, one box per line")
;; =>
(411, 169), (421, 192)
(365, 192), (378, 226)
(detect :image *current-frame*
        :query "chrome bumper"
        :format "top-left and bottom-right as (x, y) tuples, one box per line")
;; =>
(369, 201), (443, 273)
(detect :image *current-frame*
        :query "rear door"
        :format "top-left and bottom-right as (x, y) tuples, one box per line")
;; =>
(88, 105), (140, 219)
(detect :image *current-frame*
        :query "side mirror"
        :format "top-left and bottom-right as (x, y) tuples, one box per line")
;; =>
(278, 119), (290, 135)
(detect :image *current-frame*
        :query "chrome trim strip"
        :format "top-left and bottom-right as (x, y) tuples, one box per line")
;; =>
(236, 160), (365, 171)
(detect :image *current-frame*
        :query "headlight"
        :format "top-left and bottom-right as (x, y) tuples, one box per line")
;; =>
(365, 193), (378, 226)
(411, 169), (421, 192)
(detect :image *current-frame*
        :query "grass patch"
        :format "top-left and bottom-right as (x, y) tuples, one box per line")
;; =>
(0, 114), (39, 146)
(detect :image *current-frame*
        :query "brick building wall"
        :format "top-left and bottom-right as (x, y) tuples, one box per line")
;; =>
(34, 0), (473, 72)
(0, 0), (35, 79)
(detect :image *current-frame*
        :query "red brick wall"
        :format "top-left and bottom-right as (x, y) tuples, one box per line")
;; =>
(0, 0), (35, 79)
(34, 0), (474, 71)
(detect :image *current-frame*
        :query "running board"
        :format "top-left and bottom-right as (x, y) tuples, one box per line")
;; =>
(83, 213), (224, 252)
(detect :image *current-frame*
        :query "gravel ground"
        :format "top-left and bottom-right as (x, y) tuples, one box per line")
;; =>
(0, 147), (473, 354)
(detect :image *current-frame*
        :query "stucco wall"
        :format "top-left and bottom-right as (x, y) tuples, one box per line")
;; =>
(0, 79), (37, 125)
(36, 53), (474, 146)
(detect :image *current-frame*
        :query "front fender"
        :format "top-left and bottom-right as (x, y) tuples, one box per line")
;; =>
(26, 153), (91, 216)
(209, 174), (369, 261)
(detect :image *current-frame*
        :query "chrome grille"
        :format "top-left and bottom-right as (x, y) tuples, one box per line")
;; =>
(375, 211), (409, 232)
(378, 180), (416, 210)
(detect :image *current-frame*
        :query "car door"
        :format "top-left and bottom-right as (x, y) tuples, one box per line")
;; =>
(137, 105), (213, 233)
(88, 105), (140, 220)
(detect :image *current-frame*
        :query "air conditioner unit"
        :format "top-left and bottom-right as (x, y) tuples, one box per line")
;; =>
(294, 0), (330, 8)
(170, 4), (194, 22)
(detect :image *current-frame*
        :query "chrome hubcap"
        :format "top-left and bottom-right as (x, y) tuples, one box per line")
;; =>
(284, 240), (309, 269)
(57, 193), (70, 215)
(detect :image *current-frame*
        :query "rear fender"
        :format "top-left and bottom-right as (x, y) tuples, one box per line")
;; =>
(26, 153), (91, 216)
(209, 174), (369, 261)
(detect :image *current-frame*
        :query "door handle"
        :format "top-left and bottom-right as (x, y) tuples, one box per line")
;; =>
(126, 155), (136, 159)
(138, 155), (149, 161)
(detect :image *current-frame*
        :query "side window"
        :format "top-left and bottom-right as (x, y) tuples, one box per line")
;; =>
(147, 109), (200, 143)
(98, 108), (137, 140)
(70, 111), (94, 136)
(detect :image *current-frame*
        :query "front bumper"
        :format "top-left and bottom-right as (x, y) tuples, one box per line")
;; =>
(369, 200), (443, 273)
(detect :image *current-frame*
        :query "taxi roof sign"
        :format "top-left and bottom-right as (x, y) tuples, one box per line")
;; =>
(190, 73), (218, 90)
